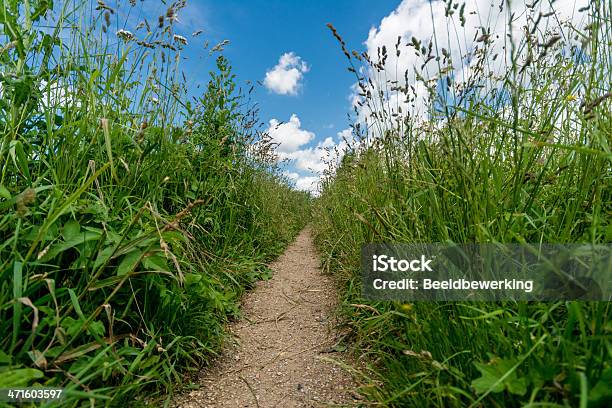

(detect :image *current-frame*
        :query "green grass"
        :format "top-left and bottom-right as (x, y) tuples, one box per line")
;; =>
(0, 1), (309, 406)
(314, 1), (611, 407)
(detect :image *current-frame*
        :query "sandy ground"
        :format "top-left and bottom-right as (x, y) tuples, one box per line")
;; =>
(173, 228), (359, 408)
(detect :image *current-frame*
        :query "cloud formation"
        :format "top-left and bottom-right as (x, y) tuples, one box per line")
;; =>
(264, 52), (309, 95)
(295, 176), (320, 193)
(267, 114), (315, 153)
(269, 114), (355, 195)
(286, 137), (334, 174)
(354, 0), (584, 122)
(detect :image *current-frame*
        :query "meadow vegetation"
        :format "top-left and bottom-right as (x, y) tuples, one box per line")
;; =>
(0, 1), (308, 406)
(314, 0), (611, 406)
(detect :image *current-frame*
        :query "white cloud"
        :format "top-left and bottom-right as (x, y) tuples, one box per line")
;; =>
(365, 0), (581, 82)
(284, 171), (300, 181)
(268, 118), (354, 196)
(287, 142), (330, 173)
(276, 128), (354, 175)
(354, 0), (584, 125)
(336, 128), (354, 145)
(264, 52), (309, 95)
(279, 126), (356, 195)
(40, 80), (77, 109)
(295, 176), (319, 194)
(266, 114), (315, 153)
(283, 171), (319, 194)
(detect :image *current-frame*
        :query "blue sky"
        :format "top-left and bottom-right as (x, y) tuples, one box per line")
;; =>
(32, 0), (398, 193)
(156, 0), (401, 192)
(191, 0), (398, 130)
(70, 0), (582, 193)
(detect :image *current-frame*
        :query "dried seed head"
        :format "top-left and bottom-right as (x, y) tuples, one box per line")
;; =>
(582, 92), (612, 114)
(326, 23), (346, 46)
(16, 188), (36, 217)
(37, 244), (51, 260)
(99, 117), (109, 133)
(18, 188), (36, 205)
(476, 34), (490, 43)
(541, 35), (561, 49)
(166, 6), (180, 23)
(173, 34), (188, 45)
(116, 29), (134, 42)
(96, 0), (115, 14)
(0, 41), (17, 54)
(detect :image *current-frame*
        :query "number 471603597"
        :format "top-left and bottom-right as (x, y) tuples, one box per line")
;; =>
(2, 388), (64, 402)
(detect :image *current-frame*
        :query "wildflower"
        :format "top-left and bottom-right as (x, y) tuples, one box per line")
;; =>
(400, 303), (413, 313)
(173, 34), (188, 46)
(566, 94), (577, 102)
(116, 29), (134, 42)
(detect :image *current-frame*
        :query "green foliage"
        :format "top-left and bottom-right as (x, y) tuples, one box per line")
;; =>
(0, 1), (309, 406)
(471, 357), (528, 396)
(315, 2), (611, 407)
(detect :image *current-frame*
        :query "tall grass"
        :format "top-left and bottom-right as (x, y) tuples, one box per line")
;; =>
(0, 1), (309, 406)
(315, 1), (610, 406)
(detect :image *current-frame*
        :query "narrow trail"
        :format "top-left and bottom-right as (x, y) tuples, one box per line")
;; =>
(174, 228), (358, 408)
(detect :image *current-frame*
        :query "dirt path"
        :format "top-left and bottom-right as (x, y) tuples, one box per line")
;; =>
(174, 228), (358, 408)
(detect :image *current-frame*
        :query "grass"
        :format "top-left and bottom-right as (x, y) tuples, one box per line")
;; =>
(0, 1), (309, 406)
(314, 1), (611, 407)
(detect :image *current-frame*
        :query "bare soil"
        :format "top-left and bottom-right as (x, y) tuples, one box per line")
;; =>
(173, 228), (359, 408)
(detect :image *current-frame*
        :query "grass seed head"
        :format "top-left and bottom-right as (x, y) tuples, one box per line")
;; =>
(16, 188), (36, 217)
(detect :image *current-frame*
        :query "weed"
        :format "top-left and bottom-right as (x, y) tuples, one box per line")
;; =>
(0, 1), (309, 406)
(316, 1), (610, 406)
